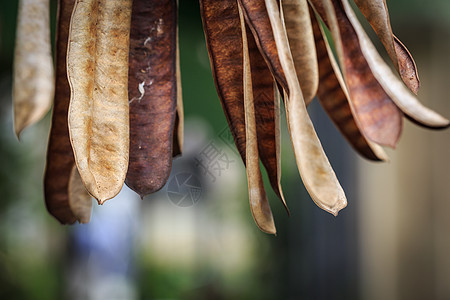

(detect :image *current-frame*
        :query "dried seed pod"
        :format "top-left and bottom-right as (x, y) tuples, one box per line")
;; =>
(266, 0), (347, 215)
(281, 0), (318, 104)
(173, 28), (184, 157)
(339, 0), (449, 129)
(13, 0), (54, 137)
(311, 10), (387, 161)
(125, 0), (178, 197)
(200, 0), (247, 162)
(312, 0), (403, 148)
(353, 0), (420, 94)
(239, 0), (288, 92)
(240, 3), (276, 234)
(200, 0), (287, 218)
(44, 0), (91, 224)
(247, 23), (287, 212)
(67, 0), (132, 203)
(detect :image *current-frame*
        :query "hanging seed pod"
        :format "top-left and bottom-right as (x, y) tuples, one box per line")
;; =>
(311, 0), (403, 148)
(13, 0), (54, 137)
(353, 0), (420, 94)
(240, 3), (277, 234)
(125, 0), (178, 198)
(339, 0), (449, 129)
(311, 9), (387, 161)
(266, 0), (347, 215)
(239, 0), (288, 92)
(67, 0), (132, 203)
(44, 0), (91, 224)
(281, 0), (318, 105)
(246, 22), (287, 212)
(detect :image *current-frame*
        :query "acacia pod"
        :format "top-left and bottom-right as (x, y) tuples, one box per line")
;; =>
(44, 0), (91, 224)
(67, 0), (132, 203)
(247, 23), (288, 212)
(13, 0), (54, 137)
(239, 0), (288, 92)
(125, 0), (178, 197)
(353, 0), (420, 94)
(340, 0), (449, 129)
(280, 0), (318, 104)
(311, 10), (388, 161)
(200, 0), (287, 216)
(240, 3), (276, 234)
(265, 0), (347, 215)
(68, 165), (92, 223)
(173, 25), (184, 157)
(199, 0), (247, 161)
(311, 0), (403, 148)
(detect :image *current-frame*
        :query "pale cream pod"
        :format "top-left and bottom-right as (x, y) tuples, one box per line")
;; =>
(13, 0), (54, 137)
(265, 0), (347, 216)
(67, 0), (132, 203)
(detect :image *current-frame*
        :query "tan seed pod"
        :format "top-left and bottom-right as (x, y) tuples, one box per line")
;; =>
(13, 0), (54, 138)
(67, 0), (132, 203)
(240, 3), (277, 234)
(266, 0), (347, 215)
(281, 0), (318, 105)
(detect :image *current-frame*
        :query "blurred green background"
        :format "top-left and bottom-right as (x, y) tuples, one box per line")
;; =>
(0, 1), (449, 299)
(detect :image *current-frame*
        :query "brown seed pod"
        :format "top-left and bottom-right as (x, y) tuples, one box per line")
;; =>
(125, 0), (178, 197)
(311, 0), (403, 148)
(44, 0), (91, 224)
(311, 10), (388, 161)
(246, 22), (287, 212)
(240, 3), (277, 234)
(199, 0), (247, 162)
(239, 0), (288, 92)
(339, 0), (449, 129)
(353, 0), (420, 94)
(67, 0), (132, 203)
(13, 0), (54, 137)
(266, 0), (347, 215)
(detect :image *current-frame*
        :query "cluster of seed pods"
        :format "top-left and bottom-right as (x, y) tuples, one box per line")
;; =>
(13, 0), (449, 233)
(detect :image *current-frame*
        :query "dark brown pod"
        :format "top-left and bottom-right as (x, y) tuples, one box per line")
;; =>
(311, 0), (403, 148)
(239, 0), (288, 92)
(311, 10), (387, 161)
(200, 0), (287, 213)
(44, 0), (91, 224)
(125, 0), (178, 197)
(199, 0), (247, 161)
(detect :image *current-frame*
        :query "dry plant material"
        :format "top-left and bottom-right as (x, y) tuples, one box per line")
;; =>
(353, 0), (420, 94)
(173, 29), (184, 157)
(313, 0), (404, 148)
(240, 4), (277, 234)
(12, 0), (449, 231)
(67, 0), (132, 203)
(239, 0), (288, 91)
(44, 0), (91, 224)
(126, 0), (178, 198)
(281, 0), (318, 104)
(200, 0), (285, 231)
(247, 25), (287, 212)
(13, 0), (54, 137)
(266, 0), (347, 215)
(311, 11), (387, 161)
(339, 0), (449, 129)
